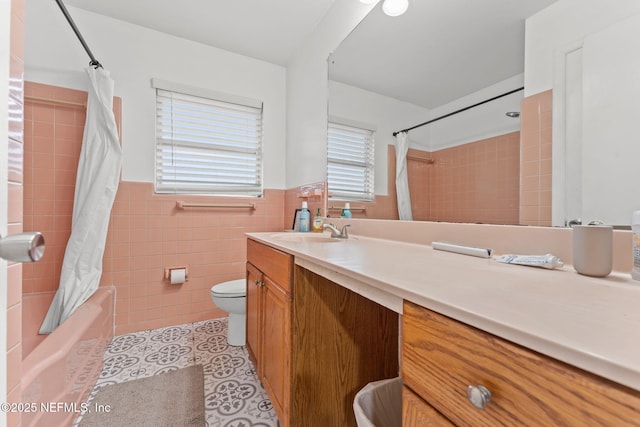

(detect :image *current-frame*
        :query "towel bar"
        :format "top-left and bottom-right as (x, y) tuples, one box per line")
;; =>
(24, 95), (86, 108)
(328, 205), (366, 212)
(176, 201), (256, 210)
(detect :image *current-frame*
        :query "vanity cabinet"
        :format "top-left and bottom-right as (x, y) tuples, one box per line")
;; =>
(246, 238), (293, 426)
(402, 300), (640, 426)
(246, 237), (399, 427)
(292, 265), (399, 427)
(402, 386), (453, 426)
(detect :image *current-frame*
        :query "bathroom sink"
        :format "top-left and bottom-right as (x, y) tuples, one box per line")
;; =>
(273, 233), (345, 243)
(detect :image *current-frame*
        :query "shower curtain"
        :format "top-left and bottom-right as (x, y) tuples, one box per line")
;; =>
(40, 67), (122, 334)
(395, 132), (413, 220)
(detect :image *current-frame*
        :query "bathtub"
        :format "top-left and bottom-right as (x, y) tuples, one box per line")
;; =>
(21, 288), (115, 427)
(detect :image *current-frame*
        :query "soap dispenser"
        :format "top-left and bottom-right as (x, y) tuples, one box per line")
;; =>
(312, 208), (324, 233)
(341, 203), (352, 218)
(299, 202), (310, 232)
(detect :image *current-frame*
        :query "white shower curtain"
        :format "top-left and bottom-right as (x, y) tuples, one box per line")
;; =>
(40, 67), (122, 334)
(395, 132), (413, 221)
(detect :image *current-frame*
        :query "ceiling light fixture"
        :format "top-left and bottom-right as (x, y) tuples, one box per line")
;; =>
(382, 0), (409, 16)
(359, 0), (409, 17)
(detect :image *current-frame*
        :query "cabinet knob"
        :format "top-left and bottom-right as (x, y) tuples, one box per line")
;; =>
(466, 384), (491, 409)
(255, 280), (264, 287)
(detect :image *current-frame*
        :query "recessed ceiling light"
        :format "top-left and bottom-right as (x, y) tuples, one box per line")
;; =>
(382, 0), (409, 16)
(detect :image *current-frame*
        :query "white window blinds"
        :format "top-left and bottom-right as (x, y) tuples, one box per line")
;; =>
(327, 122), (375, 201)
(155, 88), (263, 196)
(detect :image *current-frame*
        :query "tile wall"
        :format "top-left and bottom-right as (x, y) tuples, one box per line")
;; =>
(23, 81), (286, 335)
(7, 0), (24, 425)
(325, 194), (398, 221)
(22, 83), (121, 341)
(422, 132), (521, 224)
(519, 90), (553, 226)
(105, 182), (285, 334)
(23, 83), (99, 296)
(358, 90), (551, 225)
(316, 129), (522, 225)
(387, 132), (521, 224)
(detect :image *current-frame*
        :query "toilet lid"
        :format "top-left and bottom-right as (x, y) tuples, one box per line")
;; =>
(211, 279), (246, 298)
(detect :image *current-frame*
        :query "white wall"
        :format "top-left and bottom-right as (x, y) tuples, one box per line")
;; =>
(285, 0), (378, 188)
(328, 81), (429, 195)
(0, 0), (10, 421)
(527, 0), (640, 226)
(24, 0), (287, 189)
(328, 73), (524, 195)
(579, 14), (640, 225)
(525, 0), (640, 96)
(427, 74), (524, 151)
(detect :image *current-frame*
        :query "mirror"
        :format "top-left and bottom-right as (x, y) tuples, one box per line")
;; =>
(551, 9), (640, 228)
(328, 0), (640, 226)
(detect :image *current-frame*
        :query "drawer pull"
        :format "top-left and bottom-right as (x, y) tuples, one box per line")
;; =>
(255, 280), (264, 287)
(467, 385), (492, 409)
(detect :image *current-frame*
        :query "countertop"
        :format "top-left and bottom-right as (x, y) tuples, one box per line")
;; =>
(246, 231), (640, 392)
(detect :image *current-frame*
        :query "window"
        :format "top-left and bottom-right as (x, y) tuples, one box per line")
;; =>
(327, 122), (375, 201)
(153, 80), (263, 197)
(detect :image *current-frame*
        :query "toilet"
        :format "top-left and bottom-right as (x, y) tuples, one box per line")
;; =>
(210, 279), (246, 346)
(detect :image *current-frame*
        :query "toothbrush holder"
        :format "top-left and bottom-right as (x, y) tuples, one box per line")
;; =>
(572, 225), (613, 277)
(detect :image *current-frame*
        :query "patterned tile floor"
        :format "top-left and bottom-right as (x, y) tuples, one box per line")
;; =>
(76, 318), (279, 426)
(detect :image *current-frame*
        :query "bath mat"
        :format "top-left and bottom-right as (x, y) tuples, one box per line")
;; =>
(78, 364), (205, 426)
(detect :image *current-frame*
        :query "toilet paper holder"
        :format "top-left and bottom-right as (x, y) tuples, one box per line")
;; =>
(164, 266), (189, 282)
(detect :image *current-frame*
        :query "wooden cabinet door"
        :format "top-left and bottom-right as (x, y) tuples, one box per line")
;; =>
(292, 266), (399, 427)
(402, 386), (453, 426)
(261, 276), (291, 427)
(245, 262), (263, 371)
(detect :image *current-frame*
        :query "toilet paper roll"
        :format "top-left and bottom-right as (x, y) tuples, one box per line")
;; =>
(170, 268), (186, 285)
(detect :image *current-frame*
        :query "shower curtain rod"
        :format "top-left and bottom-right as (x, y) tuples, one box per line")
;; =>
(54, 0), (103, 69)
(392, 86), (524, 137)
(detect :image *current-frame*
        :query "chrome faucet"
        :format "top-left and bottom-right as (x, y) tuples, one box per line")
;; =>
(323, 223), (350, 239)
(567, 218), (582, 227)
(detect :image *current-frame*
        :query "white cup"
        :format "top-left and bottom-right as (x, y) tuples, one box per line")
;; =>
(572, 225), (613, 277)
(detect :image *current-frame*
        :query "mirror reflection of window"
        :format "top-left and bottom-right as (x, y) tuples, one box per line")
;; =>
(327, 122), (375, 202)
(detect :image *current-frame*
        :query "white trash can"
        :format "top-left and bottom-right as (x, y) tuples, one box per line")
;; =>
(353, 377), (402, 427)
